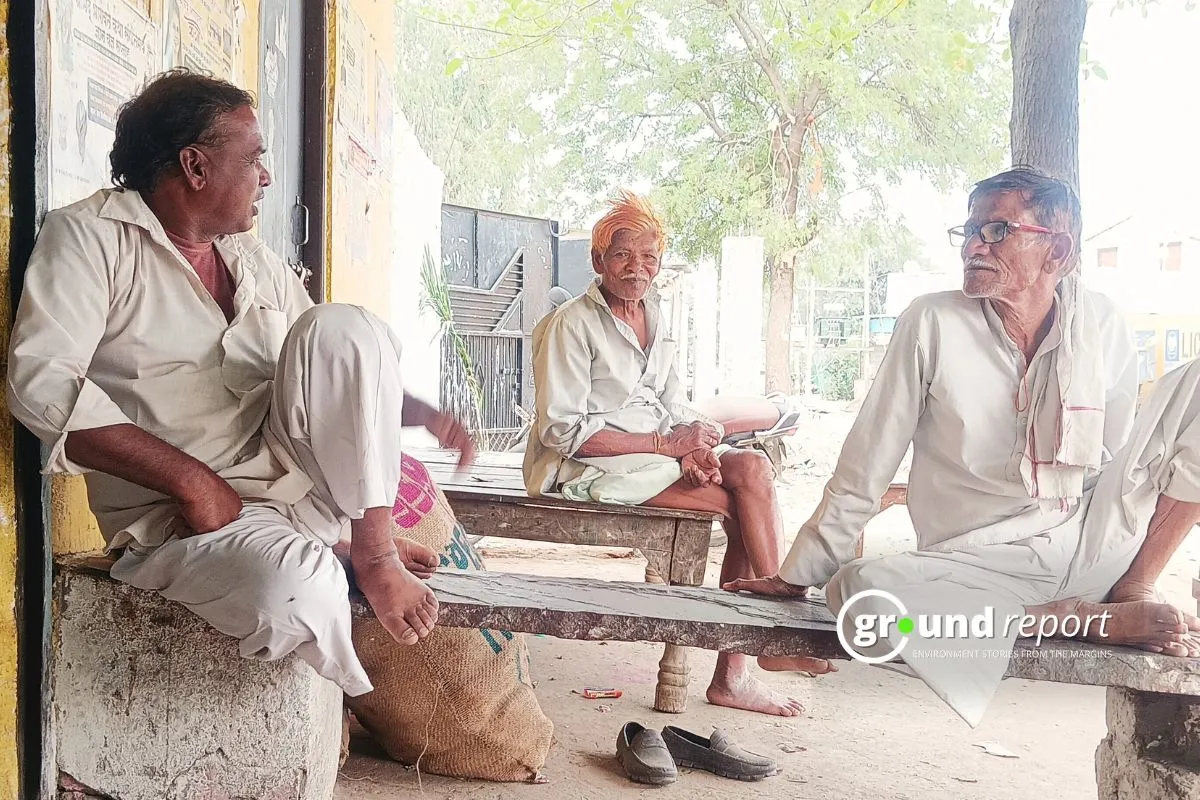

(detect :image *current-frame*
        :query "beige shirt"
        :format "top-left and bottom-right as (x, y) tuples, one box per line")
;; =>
(523, 279), (704, 495)
(779, 289), (1139, 588)
(7, 189), (315, 549)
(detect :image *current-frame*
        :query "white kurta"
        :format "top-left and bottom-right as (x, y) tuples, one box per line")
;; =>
(780, 289), (1138, 589)
(8, 190), (408, 696)
(523, 278), (715, 499)
(780, 289), (1139, 726)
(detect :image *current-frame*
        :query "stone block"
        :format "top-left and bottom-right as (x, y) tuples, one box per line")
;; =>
(53, 568), (343, 800)
(1097, 688), (1200, 800)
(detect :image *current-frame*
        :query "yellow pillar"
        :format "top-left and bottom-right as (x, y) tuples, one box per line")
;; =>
(0, 0), (24, 794)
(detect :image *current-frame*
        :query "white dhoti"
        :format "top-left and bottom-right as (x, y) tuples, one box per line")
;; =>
(111, 304), (409, 697)
(824, 494), (1141, 727)
(825, 357), (1200, 726)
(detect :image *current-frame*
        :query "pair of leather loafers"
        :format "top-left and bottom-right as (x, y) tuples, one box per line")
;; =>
(616, 722), (778, 785)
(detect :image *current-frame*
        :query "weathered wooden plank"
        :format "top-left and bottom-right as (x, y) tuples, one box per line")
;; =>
(438, 482), (718, 522)
(670, 518), (714, 587)
(56, 555), (1200, 694)
(351, 570), (844, 660)
(1005, 640), (1200, 695)
(449, 497), (679, 550)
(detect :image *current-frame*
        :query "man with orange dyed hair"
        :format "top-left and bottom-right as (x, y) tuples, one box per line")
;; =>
(523, 190), (831, 717)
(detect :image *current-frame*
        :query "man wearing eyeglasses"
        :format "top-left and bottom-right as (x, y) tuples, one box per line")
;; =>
(725, 166), (1200, 726)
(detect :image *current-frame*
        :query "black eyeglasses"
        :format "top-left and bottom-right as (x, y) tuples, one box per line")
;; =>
(948, 220), (1056, 248)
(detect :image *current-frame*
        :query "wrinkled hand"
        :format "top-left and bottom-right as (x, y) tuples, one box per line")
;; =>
(681, 448), (722, 488)
(722, 574), (811, 598)
(661, 422), (721, 458)
(424, 409), (476, 470)
(177, 470), (243, 535)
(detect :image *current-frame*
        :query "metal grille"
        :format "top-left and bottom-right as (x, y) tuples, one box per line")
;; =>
(440, 332), (524, 432)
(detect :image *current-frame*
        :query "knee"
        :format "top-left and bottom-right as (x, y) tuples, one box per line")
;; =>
(825, 559), (878, 614)
(720, 449), (776, 490)
(290, 304), (398, 359)
(244, 541), (350, 618)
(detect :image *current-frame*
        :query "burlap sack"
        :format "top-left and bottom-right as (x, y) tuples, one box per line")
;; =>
(345, 453), (554, 782)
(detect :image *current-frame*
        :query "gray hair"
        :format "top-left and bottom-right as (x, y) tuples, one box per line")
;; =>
(968, 166), (1082, 265)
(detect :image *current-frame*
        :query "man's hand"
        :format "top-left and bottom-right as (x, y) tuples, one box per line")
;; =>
(681, 448), (722, 487)
(423, 409), (476, 470)
(722, 574), (811, 598)
(177, 470), (243, 535)
(660, 422), (721, 458)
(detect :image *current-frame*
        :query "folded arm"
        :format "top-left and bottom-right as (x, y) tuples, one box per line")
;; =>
(7, 211), (240, 533)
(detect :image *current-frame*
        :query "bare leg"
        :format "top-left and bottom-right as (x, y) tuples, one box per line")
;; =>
(647, 451), (828, 716)
(1107, 494), (1200, 646)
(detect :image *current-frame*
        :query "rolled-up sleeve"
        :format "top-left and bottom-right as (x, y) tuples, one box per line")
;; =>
(7, 210), (134, 475)
(779, 303), (929, 587)
(532, 311), (605, 457)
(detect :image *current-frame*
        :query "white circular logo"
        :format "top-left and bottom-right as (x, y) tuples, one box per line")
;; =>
(836, 588), (911, 664)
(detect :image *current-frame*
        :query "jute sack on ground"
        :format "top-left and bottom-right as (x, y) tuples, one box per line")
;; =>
(345, 453), (554, 782)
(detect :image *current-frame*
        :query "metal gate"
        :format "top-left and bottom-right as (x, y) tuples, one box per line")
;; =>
(440, 332), (524, 433)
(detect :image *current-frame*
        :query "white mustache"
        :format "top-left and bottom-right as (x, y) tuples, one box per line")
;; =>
(965, 258), (996, 270)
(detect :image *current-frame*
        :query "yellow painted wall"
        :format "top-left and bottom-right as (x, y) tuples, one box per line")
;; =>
(0, 0), (21, 794)
(1127, 312), (1200, 380)
(326, 0), (396, 315)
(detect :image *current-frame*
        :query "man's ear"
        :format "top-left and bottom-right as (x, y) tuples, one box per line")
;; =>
(178, 146), (207, 191)
(591, 248), (603, 275)
(1046, 232), (1075, 275)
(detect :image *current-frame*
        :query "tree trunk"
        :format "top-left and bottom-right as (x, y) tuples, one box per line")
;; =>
(764, 253), (795, 395)
(1008, 0), (1087, 191)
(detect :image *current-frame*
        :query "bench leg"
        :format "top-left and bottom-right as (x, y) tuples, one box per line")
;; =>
(644, 556), (690, 714)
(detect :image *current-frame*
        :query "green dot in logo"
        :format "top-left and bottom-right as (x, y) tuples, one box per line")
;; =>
(896, 617), (915, 635)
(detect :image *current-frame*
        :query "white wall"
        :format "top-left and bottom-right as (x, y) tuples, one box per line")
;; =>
(389, 114), (446, 444)
(717, 236), (766, 394)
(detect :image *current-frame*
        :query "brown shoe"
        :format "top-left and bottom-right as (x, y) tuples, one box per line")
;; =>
(616, 722), (677, 786)
(661, 726), (777, 781)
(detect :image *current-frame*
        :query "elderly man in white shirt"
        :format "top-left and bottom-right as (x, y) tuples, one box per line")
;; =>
(7, 70), (472, 697)
(524, 191), (829, 718)
(727, 167), (1200, 726)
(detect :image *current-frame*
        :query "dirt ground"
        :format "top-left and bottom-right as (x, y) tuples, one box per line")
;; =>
(336, 401), (1200, 800)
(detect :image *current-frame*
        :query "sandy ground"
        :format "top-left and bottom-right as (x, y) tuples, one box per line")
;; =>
(336, 401), (1200, 800)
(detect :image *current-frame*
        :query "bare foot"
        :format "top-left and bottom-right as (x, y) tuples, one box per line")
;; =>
(354, 552), (439, 646)
(1038, 598), (1189, 654)
(1108, 579), (1200, 633)
(722, 574), (810, 598)
(758, 655), (839, 676)
(394, 537), (438, 579)
(706, 674), (805, 717)
(334, 536), (438, 579)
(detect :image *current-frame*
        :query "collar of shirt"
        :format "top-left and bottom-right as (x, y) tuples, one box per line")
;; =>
(99, 189), (259, 325)
(582, 276), (663, 356)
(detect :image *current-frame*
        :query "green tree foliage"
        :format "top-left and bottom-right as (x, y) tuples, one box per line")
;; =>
(399, 0), (1011, 391)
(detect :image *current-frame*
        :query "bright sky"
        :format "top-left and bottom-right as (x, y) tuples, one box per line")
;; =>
(894, 3), (1200, 276)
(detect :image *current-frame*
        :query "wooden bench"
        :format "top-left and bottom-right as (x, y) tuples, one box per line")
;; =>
(412, 446), (720, 713)
(56, 556), (1200, 799)
(413, 569), (1200, 800)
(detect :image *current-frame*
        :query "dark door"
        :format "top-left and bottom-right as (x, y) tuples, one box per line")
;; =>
(258, 0), (308, 279)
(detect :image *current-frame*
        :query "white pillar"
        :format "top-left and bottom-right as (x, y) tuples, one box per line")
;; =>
(718, 236), (766, 395)
(693, 258), (720, 402)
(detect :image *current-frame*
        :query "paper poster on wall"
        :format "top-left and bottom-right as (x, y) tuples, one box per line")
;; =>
(169, 0), (239, 81)
(336, 6), (373, 163)
(48, 0), (159, 208)
(374, 57), (395, 176)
